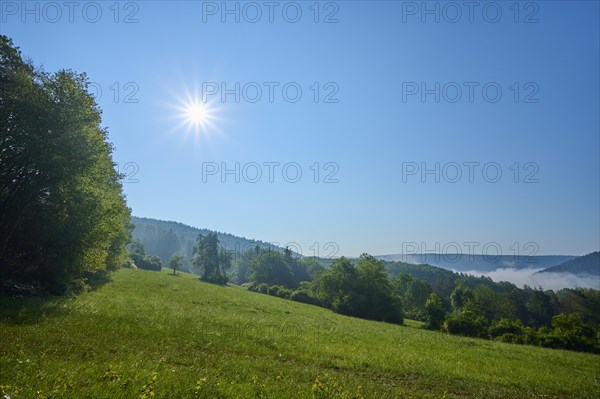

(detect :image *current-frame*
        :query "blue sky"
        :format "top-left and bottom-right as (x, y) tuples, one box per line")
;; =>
(3, 1), (599, 258)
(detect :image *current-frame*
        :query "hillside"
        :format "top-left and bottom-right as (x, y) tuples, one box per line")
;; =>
(540, 252), (600, 276)
(131, 216), (279, 269)
(1, 269), (599, 398)
(377, 254), (577, 272)
(131, 216), (334, 271)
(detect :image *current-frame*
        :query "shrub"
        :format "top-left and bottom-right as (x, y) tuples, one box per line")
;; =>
(256, 283), (269, 294)
(204, 272), (229, 285)
(489, 318), (524, 340)
(137, 256), (162, 271)
(267, 285), (282, 296)
(242, 282), (256, 291)
(68, 278), (90, 295)
(275, 287), (292, 299)
(538, 314), (598, 352)
(495, 333), (522, 344)
(444, 305), (489, 338)
(290, 290), (321, 306)
(523, 327), (540, 346)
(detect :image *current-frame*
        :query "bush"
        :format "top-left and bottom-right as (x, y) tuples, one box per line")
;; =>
(267, 285), (282, 296)
(489, 318), (524, 340)
(256, 283), (269, 294)
(137, 256), (162, 271)
(495, 333), (522, 344)
(444, 305), (489, 338)
(537, 314), (598, 353)
(275, 287), (293, 299)
(242, 282), (256, 291)
(68, 278), (90, 295)
(290, 290), (321, 306)
(523, 327), (540, 346)
(203, 273), (229, 285)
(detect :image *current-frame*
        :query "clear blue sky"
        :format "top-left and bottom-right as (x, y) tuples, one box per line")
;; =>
(3, 1), (599, 257)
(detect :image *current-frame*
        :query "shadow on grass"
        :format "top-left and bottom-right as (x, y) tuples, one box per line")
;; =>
(0, 296), (71, 325)
(84, 270), (113, 291)
(0, 270), (113, 325)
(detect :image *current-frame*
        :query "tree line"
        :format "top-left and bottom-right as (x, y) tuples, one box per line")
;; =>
(0, 36), (131, 295)
(133, 232), (599, 354)
(225, 245), (600, 354)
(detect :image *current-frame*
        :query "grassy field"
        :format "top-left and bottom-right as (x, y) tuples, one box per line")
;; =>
(1, 269), (598, 398)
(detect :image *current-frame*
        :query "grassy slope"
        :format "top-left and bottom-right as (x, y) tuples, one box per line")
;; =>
(1, 269), (598, 399)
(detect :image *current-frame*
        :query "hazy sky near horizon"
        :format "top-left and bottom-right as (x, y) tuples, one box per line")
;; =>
(3, 1), (599, 258)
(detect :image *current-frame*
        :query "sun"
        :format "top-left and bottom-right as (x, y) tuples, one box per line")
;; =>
(172, 96), (220, 138)
(166, 81), (224, 143)
(186, 102), (208, 125)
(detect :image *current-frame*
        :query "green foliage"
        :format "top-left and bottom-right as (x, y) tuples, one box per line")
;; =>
(450, 286), (474, 311)
(424, 293), (445, 330)
(131, 216), (274, 267)
(394, 274), (433, 320)
(290, 289), (322, 306)
(314, 255), (403, 324)
(136, 256), (162, 272)
(191, 233), (228, 284)
(489, 318), (524, 337)
(230, 246), (260, 284)
(538, 314), (599, 353)
(0, 35), (131, 294)
(128, 241), (162, 271)
(256, 283), (269, 294)
(168, 255), (184, 275)
(248, 250), (294, 287)
(556, 288), (600, 326)
(444, 303), (489, 338)
(526, 288), (557, 328)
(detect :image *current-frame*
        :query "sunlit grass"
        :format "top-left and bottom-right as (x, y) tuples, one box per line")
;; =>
(1, 269), (598, 398)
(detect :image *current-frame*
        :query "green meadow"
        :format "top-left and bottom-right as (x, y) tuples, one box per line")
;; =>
(1, 268), (598, 398)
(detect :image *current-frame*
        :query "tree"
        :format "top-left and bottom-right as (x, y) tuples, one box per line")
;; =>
(248, 250), (293, 287)
(450, 286), (474, 311)
(169, 255), (184, 276)
(314, 257), (360, 313)
(526, 288), (556, 328)
(424, 293), (445, 330)
(488, 318), (525, 343)
(191, 233), (228, 284)
(0, 35), (131, 294)
(232, 246), (259, 284)
(355, 254), (403, 323)
(314, 255), (403, 324)
(128, 240), (161, 271)
(539, 314), (598, 352)
(444, 302), (489, 338)
(395, 274), (432, 319)
(128, 241), (146, 262)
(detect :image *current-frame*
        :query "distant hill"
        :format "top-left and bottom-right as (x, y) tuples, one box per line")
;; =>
(539, 252), (600, 276)
(377, 253), (577, 273)
(381, 259), (523, 298)
(131, 216), (280, 270)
